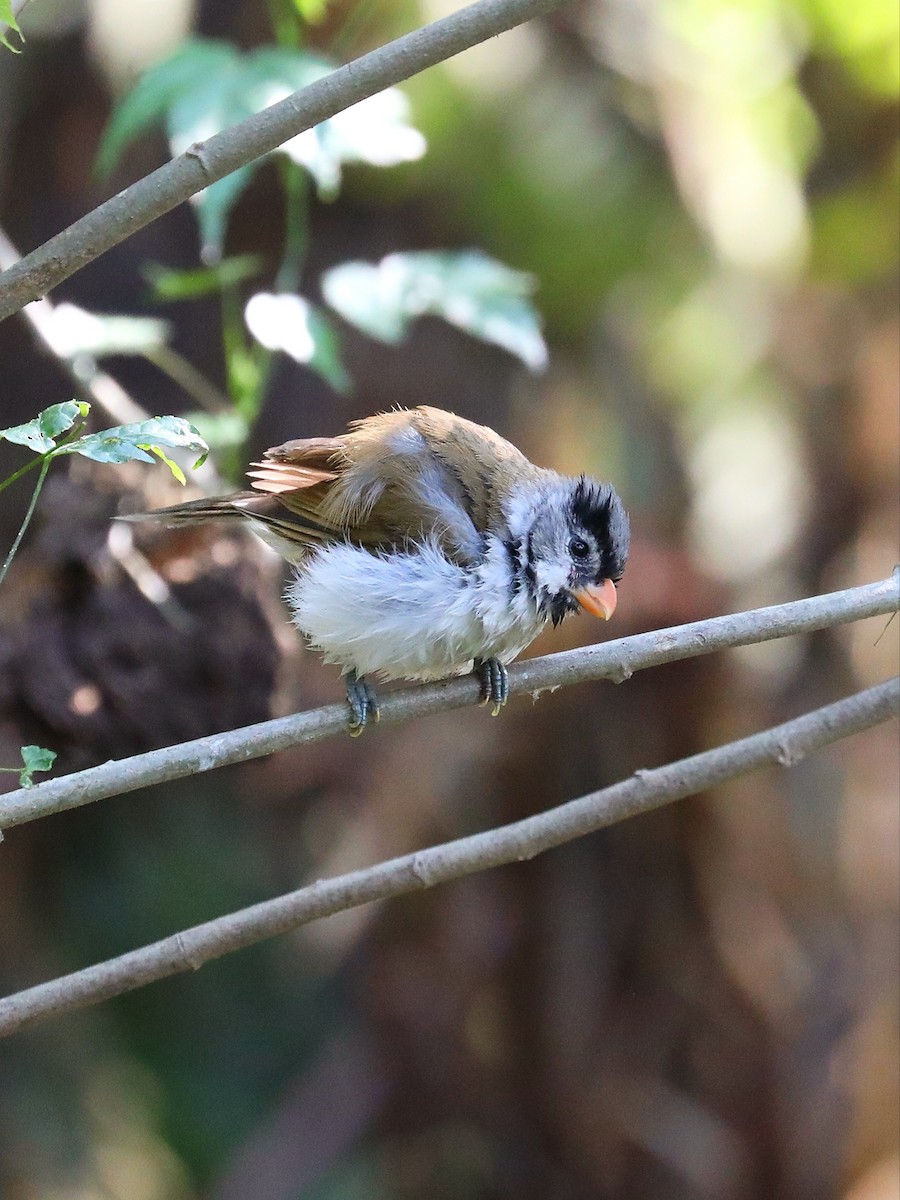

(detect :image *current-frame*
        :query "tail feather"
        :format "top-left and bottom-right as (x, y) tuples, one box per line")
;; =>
(119, 494), (251, 524)
(118, 493), (333, 564)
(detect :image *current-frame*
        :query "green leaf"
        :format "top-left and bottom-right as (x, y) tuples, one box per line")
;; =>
(256, 48), (426, 196)
(0, 0), (23, 53)
(165, 63), (266, 256)
(160, 46), (327, 252)
(1, 401), (89, 453)
(19, 745), (57, 788)
(244, 292), (350, 393)
(321, 251), (549, 372)
(143, 255), (265, 300)
(72, 437), (158, 466)
(57, 416), (209, 475)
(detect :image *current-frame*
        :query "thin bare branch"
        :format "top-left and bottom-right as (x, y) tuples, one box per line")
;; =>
(0, 677), (895, 1038)
(1, 571), (897, 831)
(0, 0), (567, 321)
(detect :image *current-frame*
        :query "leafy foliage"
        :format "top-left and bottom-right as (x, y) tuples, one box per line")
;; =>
(16, 746), (57, 789)
(55, 416), (209, 482)
(1, 407), (207, 481)
(97, 40), (426, 256)
(94, 30), (546, 460)
(0, 744), (57, 788)
(321, 251), (549, 371)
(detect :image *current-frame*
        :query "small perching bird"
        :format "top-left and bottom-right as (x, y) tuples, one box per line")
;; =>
(131, 407), (630, 733)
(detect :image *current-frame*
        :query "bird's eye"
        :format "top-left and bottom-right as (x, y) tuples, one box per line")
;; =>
(569, 536), (590, 560)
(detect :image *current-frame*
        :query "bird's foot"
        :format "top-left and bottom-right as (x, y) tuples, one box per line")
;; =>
(345, 670), (380, 736)
(475, 658), (509, 717)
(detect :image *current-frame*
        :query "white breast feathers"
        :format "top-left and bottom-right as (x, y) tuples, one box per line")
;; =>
(286, 537), (545, 681)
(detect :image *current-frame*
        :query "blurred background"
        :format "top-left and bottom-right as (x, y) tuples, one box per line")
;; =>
(0, 0), (897, 1196)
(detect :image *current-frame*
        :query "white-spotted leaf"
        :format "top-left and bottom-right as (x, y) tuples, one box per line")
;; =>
(1, 401), (89, 453)
(321, 251), (548, 372)
(58, 417), (209, 480)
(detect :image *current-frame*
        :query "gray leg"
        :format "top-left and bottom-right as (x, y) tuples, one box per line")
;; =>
(345, 670), (380, 736)
(474, 658), (509, 717)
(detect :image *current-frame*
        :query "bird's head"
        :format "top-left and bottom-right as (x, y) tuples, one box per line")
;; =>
(524, 476), (630, 627)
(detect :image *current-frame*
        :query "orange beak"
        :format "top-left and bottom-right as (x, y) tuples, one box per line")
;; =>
(572, 577), (617, 620)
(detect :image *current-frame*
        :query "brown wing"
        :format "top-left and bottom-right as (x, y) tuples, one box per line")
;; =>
(313, 406), (536, 561)
(237, 436), (351, 554)
(249, 419), (486, 560)
(246, 437), (343, 494)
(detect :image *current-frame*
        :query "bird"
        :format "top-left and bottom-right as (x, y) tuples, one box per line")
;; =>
(129, 406), (630, 733)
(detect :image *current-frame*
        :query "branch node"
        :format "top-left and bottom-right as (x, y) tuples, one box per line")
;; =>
(173, 932), (205, 971)
(774, 739), (805, 768)
(609, 663), (634, 684)
(410, 852), (435, 887)
(184, 141), (212, 175)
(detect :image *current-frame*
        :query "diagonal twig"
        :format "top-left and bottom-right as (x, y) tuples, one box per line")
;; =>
(0, 676), (895, 1037)
(0, 570), (897, 831)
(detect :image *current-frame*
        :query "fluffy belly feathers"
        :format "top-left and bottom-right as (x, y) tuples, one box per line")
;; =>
(286, 538), (545, 681)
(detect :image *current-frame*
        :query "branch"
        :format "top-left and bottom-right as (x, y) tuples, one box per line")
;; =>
(1, 571), (897, 831)
(0, 0), (567, 321)
(0, 677), (895, 1037)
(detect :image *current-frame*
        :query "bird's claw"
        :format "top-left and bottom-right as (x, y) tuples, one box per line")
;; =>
(475, 658), (509, 716)
(346, 671), (380, 736)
